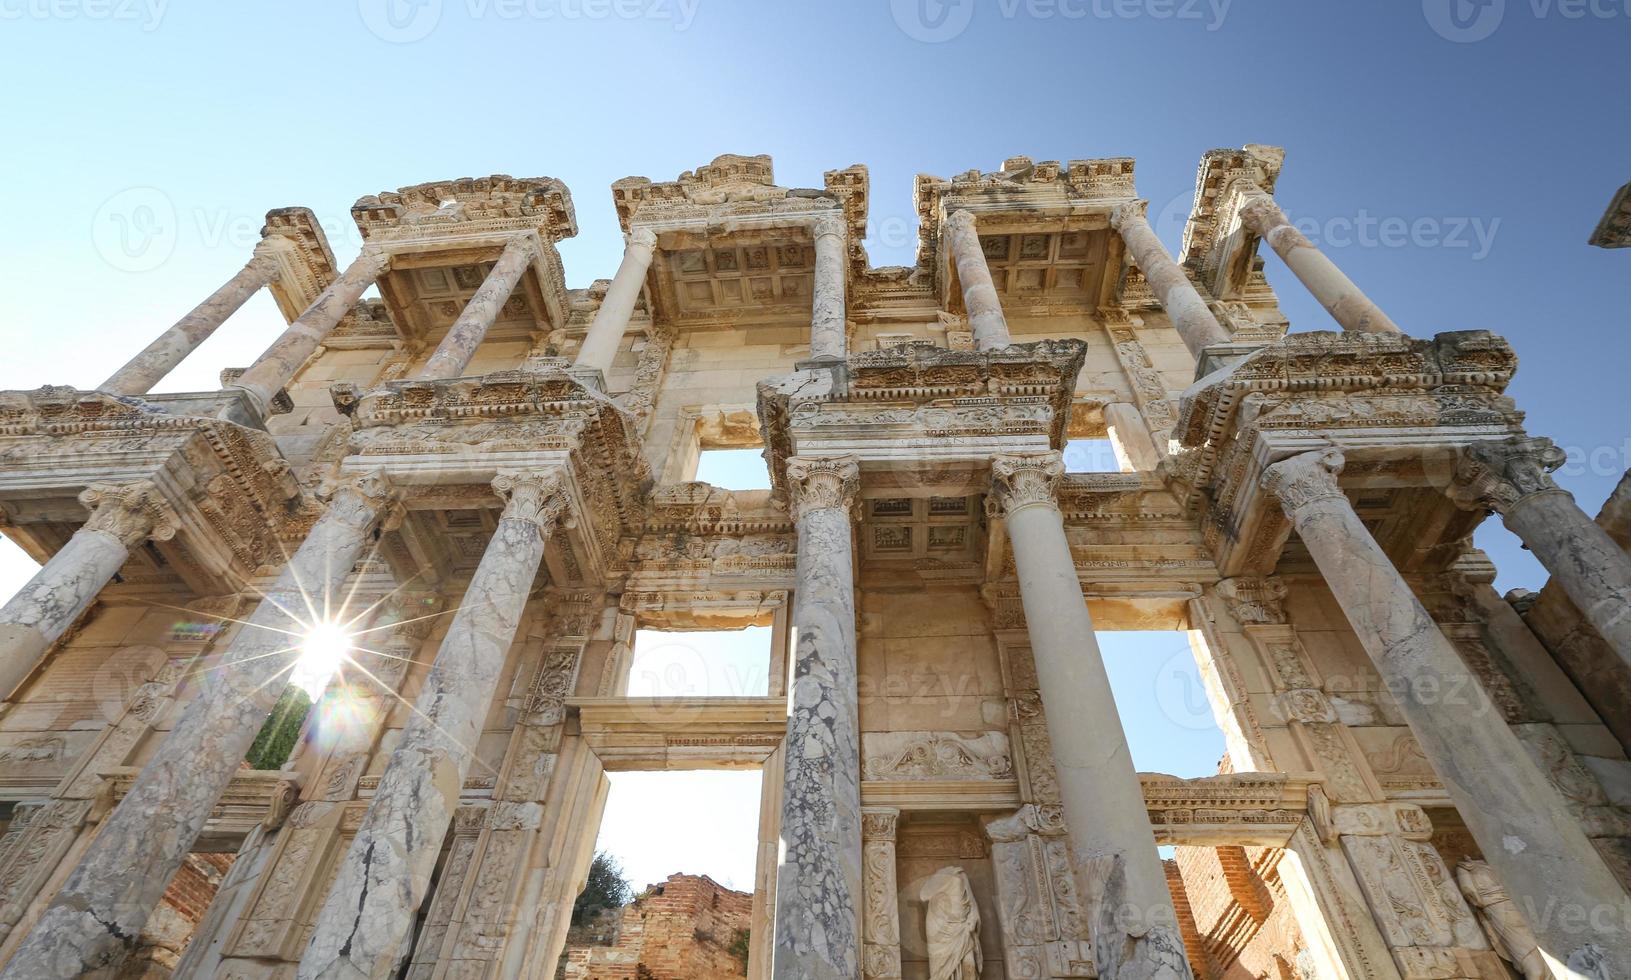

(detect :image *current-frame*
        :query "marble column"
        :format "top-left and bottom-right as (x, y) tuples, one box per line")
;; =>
(0, 481), (176, 699)
(101, 249), (281, 395)
(809, 214), (848, 361)
(418, 237), (538, 381)
(298, 471), (566, 980)
(943, 210), (1012, 351)
(991, 452), (1192, 980)
(0, 473), (396, 979)
(231, 248), (391, 416)
(575, 226), (657, 375)
(1262, 449), (1631, 979)
(1109, 203), (1231, 359)
(1236, 189), (1401, 334)
(773, 455), (863, 980)
(1104, 401), (1161, 472)
(1450, 435), (1631, 670)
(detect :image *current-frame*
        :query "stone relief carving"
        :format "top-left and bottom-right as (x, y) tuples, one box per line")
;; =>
(862, 732), (1013, 781)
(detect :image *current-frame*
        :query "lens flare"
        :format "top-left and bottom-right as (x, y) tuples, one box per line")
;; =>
(292, 622), (352, 697)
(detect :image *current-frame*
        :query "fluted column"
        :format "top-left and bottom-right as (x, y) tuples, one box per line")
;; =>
(1262, 449), (1631, 978)
(943, 210), (1011, 351)
(1110, 202), (1231, 360)
(991, 452), (1191, 980)
(298, 471), (566, 980)
(231, 248), (391, 416)
(0, 474), (397, 979)
(1450, 435), (1631, 668)
(809, 214), (848, 361)
(0, 482), (176, 699)
(575, 226), (657, 375)
(101, 249), (281, 395)
(418, 237), (538, 381)
(1236, 189), (1401, 334)
(773, 456), (862, 980)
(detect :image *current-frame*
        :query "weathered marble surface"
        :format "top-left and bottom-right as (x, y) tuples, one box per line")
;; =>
(419, 236), (537, 381)
(774, 456), (863, 980)
(100, 250), (280, 395)
(809, 215), (847, 361)
(985, 453), (1193, 978)
(1236, 191), (1401, 334)
(298, 472), (563, 980)
(860, 808), (903, 979)
(0, 474), (393, 980)
(1263, 449), (1631, 979)
(1451, 436), (1631, 669)
(576, 226), (656, 374)
(920, 866), (981, 980)
(0, 481), (175, 699)
(993, 452), (1191, 980)
(233, 248), (390, 416)
(943, 211), (1011, 352)
(1110, 203), (1230, 359)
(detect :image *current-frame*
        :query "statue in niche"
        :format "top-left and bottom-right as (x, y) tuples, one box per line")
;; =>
(1455, 859), (1547, 980)
(920, 866), (981, 980)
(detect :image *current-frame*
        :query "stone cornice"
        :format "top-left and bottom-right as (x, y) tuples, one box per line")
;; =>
(351, 174), (577, 243)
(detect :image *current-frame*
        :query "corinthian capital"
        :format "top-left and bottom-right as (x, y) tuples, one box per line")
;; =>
(627, 226), (658, 252)
(945, 209), (977, 235)
(322, 469), (402, 527)
(492, 471), (568, 530)
(1447, 437), (1566, 515)
(1261, 449), (1347, 516)
(786, 456), (859, 520)
(1109, 199), (1149, 229)
(79, 481), (177, 548)
(811, 214), (847, 242)
(990, 452), (1065, 515)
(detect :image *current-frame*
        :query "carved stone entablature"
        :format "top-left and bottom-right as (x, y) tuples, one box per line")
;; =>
(105, 766), (299, 843)
(756, 340), (1086, 501)
(1590, 180), (1631, 249)
(1173, 330), (1524, 576)
(0, 386), (314, 590)
(1139, 771), (1315, 847)
(351, 174), (577, 244)
(334, 367), (651, 587)
(260, 206), (339, 323)
(610, 153), (859, 238)
(1176, 145), (1284, 298)
(619, 588), (787, 631)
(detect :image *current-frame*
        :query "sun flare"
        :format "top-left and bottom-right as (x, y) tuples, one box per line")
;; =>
(292, 621), (353, 698)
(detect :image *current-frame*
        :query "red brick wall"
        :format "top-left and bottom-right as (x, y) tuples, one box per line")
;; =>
(562, 873), (752, 980)
(1167, 847), (1310, 980)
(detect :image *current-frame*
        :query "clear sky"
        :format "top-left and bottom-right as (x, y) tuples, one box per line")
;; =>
(0, 0), (1624, 892)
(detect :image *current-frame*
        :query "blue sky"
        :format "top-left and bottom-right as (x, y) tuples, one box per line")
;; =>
(0, 0), (1625, 887)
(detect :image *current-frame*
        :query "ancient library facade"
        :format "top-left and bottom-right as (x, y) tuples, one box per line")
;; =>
(0, 148), (1628, 980)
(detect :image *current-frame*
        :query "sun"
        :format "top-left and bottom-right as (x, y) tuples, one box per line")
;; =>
(291, 621), (353, 698)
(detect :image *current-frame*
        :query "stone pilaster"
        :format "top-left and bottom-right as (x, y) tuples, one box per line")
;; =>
(1236, 189), (1401, 334)
(232, 248), (391, 416)
(1109, 202), (1231, 359)
(576, 226), (656, 375)
(100, 249), (281, 395)
(985, 805), (1096, 978)
(773, 455), (863, 980)
(0, 472), (397, 980)
(0, 481), (177, 699)
(991, 451), (1191, 980)
(809, 214), (848, 361)
(943, 210), (1012, 351)
(860, 807), (903, 979)
(419, 236), (538, 381)
(1449, 435), (1631, 669)
(1262, 448), (1631, 978)
(298, 471), (567, 980)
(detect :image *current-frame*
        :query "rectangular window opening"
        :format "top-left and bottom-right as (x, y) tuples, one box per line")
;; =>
(627, 626), (774, 698)
(1064, 437), (1124, 474)
(694, 447), (771, 491)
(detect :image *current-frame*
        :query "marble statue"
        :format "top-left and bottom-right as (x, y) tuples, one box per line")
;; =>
(920, 867), (982, 980)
